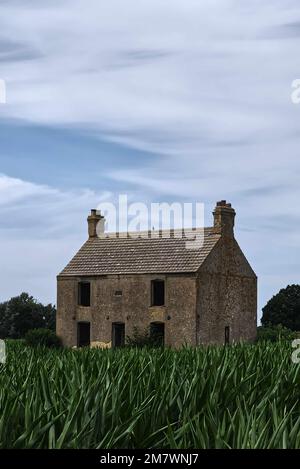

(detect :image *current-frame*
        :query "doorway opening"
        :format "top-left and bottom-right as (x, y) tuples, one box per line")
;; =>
(77, 322), (90, 347)
(150, 322), (165, 346)
(112, 322), (125, 347)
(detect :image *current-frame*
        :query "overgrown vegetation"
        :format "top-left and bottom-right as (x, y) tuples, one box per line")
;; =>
(24, 328), (61, 348)
(126, 326), (163, 348)
(1, 341), (300, 448)
(257, 324), (299, 342)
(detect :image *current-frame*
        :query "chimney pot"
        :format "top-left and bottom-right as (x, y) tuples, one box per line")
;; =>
(217, 200), (227, 207)
(213, 200), (235, 237)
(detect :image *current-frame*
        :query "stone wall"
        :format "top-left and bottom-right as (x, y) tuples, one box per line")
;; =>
(56, 277), (77, 347)
(57, 273), (197, 348)
(196, 237), (257, 345)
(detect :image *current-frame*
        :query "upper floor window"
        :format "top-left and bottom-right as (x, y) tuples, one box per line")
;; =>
(78, 282), (91, 307)
(151, 279), (165, 306)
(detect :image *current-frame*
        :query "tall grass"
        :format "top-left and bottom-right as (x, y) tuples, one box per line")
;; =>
(0, 341), (299, 448)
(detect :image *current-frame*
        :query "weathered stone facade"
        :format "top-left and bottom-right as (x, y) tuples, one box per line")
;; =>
(196, 237), (257, 345)
(57, 201), (257, 347)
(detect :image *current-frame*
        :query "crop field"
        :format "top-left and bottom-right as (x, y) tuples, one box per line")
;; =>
(0, 341), (299, 449)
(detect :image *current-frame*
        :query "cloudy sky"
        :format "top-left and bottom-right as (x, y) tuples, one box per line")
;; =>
(0, 0), (299, 318)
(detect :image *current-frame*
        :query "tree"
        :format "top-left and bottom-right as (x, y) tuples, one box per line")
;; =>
(0, 293), (56, 339)
(261, 284), (300, 331)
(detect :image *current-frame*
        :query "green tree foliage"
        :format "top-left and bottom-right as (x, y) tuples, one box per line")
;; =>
(0, 293), (56, 339)
(261, 284), (300, 331)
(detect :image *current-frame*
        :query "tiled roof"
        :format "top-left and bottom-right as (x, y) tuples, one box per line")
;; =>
(59, 228), (221, 276)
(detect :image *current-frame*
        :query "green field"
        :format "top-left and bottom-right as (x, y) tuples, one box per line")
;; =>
(0, 341), (299, 449)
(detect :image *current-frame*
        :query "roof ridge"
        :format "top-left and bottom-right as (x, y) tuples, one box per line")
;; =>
(100, 226), (215, 238)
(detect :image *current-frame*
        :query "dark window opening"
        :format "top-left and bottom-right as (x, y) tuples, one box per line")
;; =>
(225, 326), (230, 345)
(112, 322), (125, 347)
(151, 280), (165, 306)
(77, 322), (90, 347)
(150, 322), (165, 347)
(78, 282), (91, 307)
(115, 290), (122, 296)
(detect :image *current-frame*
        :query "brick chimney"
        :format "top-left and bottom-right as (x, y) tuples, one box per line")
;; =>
(213, 200), (236, 237)
(87, 209), (105, 238)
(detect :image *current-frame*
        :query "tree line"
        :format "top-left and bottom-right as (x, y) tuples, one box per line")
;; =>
(0, 292), (56, 339)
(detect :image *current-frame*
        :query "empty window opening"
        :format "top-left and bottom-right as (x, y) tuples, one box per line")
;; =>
(77, 322), (90, 347)
(78, 282), (91, 307)
(151, 280), (165, 306)
(115, 290), (122, 296)
(150, 322), (165, 346)
(112, 322), (125, 347)
(225, 326), (230, 345)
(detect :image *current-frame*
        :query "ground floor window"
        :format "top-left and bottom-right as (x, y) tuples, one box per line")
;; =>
(77, 322), (90, 347)
(112, 322), (125, 347)
(150, 322), (165, 346)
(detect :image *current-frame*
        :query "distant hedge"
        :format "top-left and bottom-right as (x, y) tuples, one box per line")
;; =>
(257, 324), (299, 342)
(25, 328), (61, 348)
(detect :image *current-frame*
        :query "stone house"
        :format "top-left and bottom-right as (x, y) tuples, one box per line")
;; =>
(56, 201), (257, 348)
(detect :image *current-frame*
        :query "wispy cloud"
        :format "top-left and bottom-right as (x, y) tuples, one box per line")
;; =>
(0, 173), (111, 238)
(0, 173), (111, 302)
(0, 0), (298, 144)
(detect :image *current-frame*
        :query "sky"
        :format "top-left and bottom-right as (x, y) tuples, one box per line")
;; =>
(0, 0), (300, 320)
